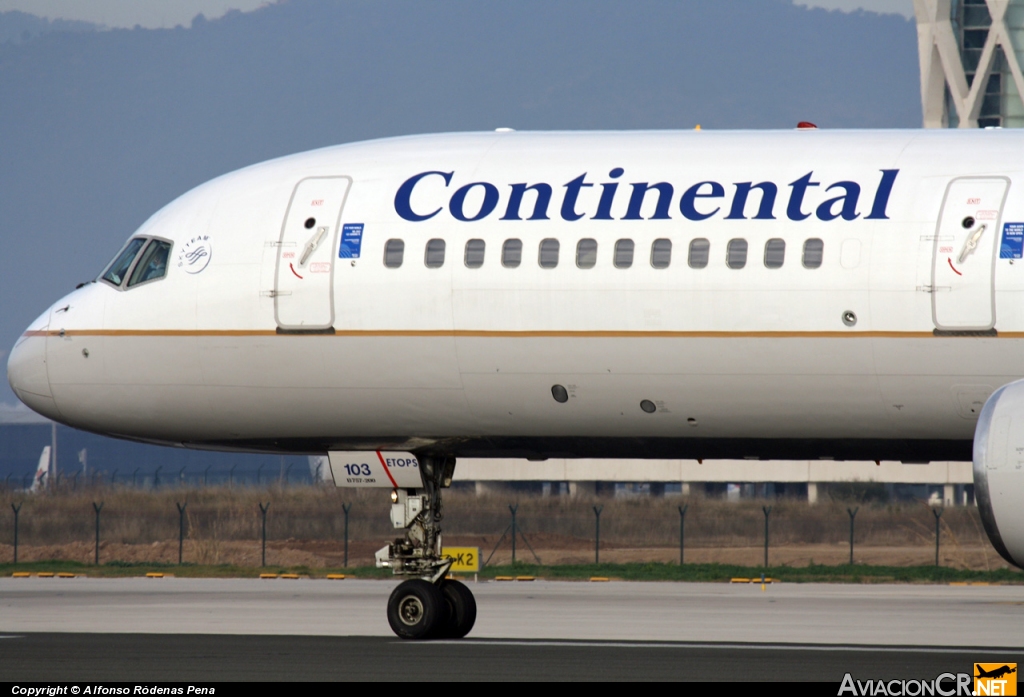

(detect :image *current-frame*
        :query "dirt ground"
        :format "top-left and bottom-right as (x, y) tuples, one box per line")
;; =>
(0, 535), (1012, 571)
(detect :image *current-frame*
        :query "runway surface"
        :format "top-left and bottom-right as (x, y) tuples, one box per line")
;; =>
(1, 578), (1021, 680)
(0, 633), (1016, 681)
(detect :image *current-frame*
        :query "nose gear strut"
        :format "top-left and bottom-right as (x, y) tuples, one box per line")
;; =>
(375, 455), (475, 639)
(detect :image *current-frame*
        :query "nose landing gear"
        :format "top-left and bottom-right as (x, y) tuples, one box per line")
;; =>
(376, 454), (476, 640)
(386, 577), (477, 640)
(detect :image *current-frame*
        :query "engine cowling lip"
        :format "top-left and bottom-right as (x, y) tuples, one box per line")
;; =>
(974, 384), (1016, 567)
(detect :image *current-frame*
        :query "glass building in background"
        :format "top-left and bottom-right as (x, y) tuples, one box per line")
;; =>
(916, 0), (1024, 127)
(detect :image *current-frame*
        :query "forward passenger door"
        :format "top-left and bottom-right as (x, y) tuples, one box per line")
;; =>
(274, 176), (352, 332)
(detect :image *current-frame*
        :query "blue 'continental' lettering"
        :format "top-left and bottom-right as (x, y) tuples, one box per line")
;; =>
(394, 169), (899, 223)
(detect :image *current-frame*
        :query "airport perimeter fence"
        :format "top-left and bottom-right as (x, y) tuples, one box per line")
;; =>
(0, 486), (1005, 569)
(0, 466), (317, 492)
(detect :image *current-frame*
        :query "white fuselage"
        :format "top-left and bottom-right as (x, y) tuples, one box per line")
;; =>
(8, 129), (1024, 460)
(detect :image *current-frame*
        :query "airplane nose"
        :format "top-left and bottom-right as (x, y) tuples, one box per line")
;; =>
(7, 318), (61, 421)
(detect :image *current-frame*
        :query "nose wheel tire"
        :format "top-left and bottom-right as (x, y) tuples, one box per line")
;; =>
(387, 579), (446, 640)
(439, 579), (477, 639)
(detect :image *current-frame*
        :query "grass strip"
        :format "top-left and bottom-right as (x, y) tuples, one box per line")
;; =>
(471, 561), (1024, 583)
(1, 560), (1021, 583)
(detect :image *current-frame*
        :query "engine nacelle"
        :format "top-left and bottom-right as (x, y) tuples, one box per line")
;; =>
(974, 379), (1024, 569)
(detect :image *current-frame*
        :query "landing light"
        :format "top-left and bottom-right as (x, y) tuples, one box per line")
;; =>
(391, 489), (399, 503)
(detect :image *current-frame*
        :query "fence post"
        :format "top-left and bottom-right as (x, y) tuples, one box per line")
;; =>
(93, 501), (104, 565)
(178, 467), (186, 487)
(257, 464), (264, 486)
(132, 468), (140, 488)
(933, 507), (943, 566)
(176, 502), (187, 565)
(153, 466), (162, 489)
(259, 502), (270, 567)
(678, 504), (688, 565)
(342, 503), (352, 567)
(230, 465), (237, 488)
(204, 466), (211, 487)
(509, 504), (518, 563)
(762, 505), (772, 568)
(111, 469), (118, 487)
(594, 505), (603, 565)
(11, 503), (22, 564)
(847, 507), (859, 565)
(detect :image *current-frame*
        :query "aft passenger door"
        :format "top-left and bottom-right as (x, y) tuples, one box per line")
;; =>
(931, 177), (1009, 333)
(274, 176), (352, 332)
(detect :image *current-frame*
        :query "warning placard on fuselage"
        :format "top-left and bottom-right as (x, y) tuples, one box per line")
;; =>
(327, 451), (422, 488)
(1001, 222), (1024, 259)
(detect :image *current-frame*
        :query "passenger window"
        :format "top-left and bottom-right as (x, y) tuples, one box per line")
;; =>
(803, 238), (824, 269)
(726, 239), (748, 269)
(688, 237), (712, 268)
(764, 238), (785, 269)
(465, 239), (485, 268)
(384, 239), (405, 268)
(502, 239), (522, 268)
(651, 239), (672, 269)
(101, 237), (147, 287)
(576, 239), (597, 269)
(614, 239), (634, 268)
(539, 239), (560, 268)
(127, 240), (172, 288)
(424, 239), (446, 268)
(688, 238), (710, 269)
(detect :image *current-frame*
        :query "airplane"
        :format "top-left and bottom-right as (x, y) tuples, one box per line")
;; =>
(29, 445), (50, 493)
(976, 665), (1017, 680)
(8, 126), (1024, 639)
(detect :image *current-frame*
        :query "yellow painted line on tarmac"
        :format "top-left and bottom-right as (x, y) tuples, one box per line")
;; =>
(36, 572), (54, 578)
(145, 573), (164, 578)
(11, 572), (30, 578)
(57, 572), (76, 578)
(590, 577), (610, 582)
(495, 576), (514, 581)
(515, 576), (535, 582)
(280, 573), (301, 579)
(326, 574), (346, 580)
(259, 573), (278, 579)
(730, 578), (751, 583)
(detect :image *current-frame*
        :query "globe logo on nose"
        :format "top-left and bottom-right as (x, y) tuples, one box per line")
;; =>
(178, 235), (212, 274)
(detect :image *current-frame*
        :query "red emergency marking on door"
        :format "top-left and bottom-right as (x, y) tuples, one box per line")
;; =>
(948, 257), (962, 276)
(968, 198), (981, 204)
(977, 210), (998, 220)
(940, 246), (953, 253)
(289, 263), (303, 279)
(309, 262), (331, 273)
(311, 199), (324, 206)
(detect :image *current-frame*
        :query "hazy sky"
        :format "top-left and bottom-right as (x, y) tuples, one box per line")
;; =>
(0, 0), (914, 27)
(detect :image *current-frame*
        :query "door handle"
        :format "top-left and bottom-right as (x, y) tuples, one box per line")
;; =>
(299, 226), (329, 266)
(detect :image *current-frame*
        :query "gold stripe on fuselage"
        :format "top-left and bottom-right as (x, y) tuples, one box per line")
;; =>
(26, 329), (1021, 339)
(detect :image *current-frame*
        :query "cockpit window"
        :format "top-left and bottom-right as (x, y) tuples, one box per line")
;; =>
(101, 238), (147, 287)
(127, 240), (172, 288)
